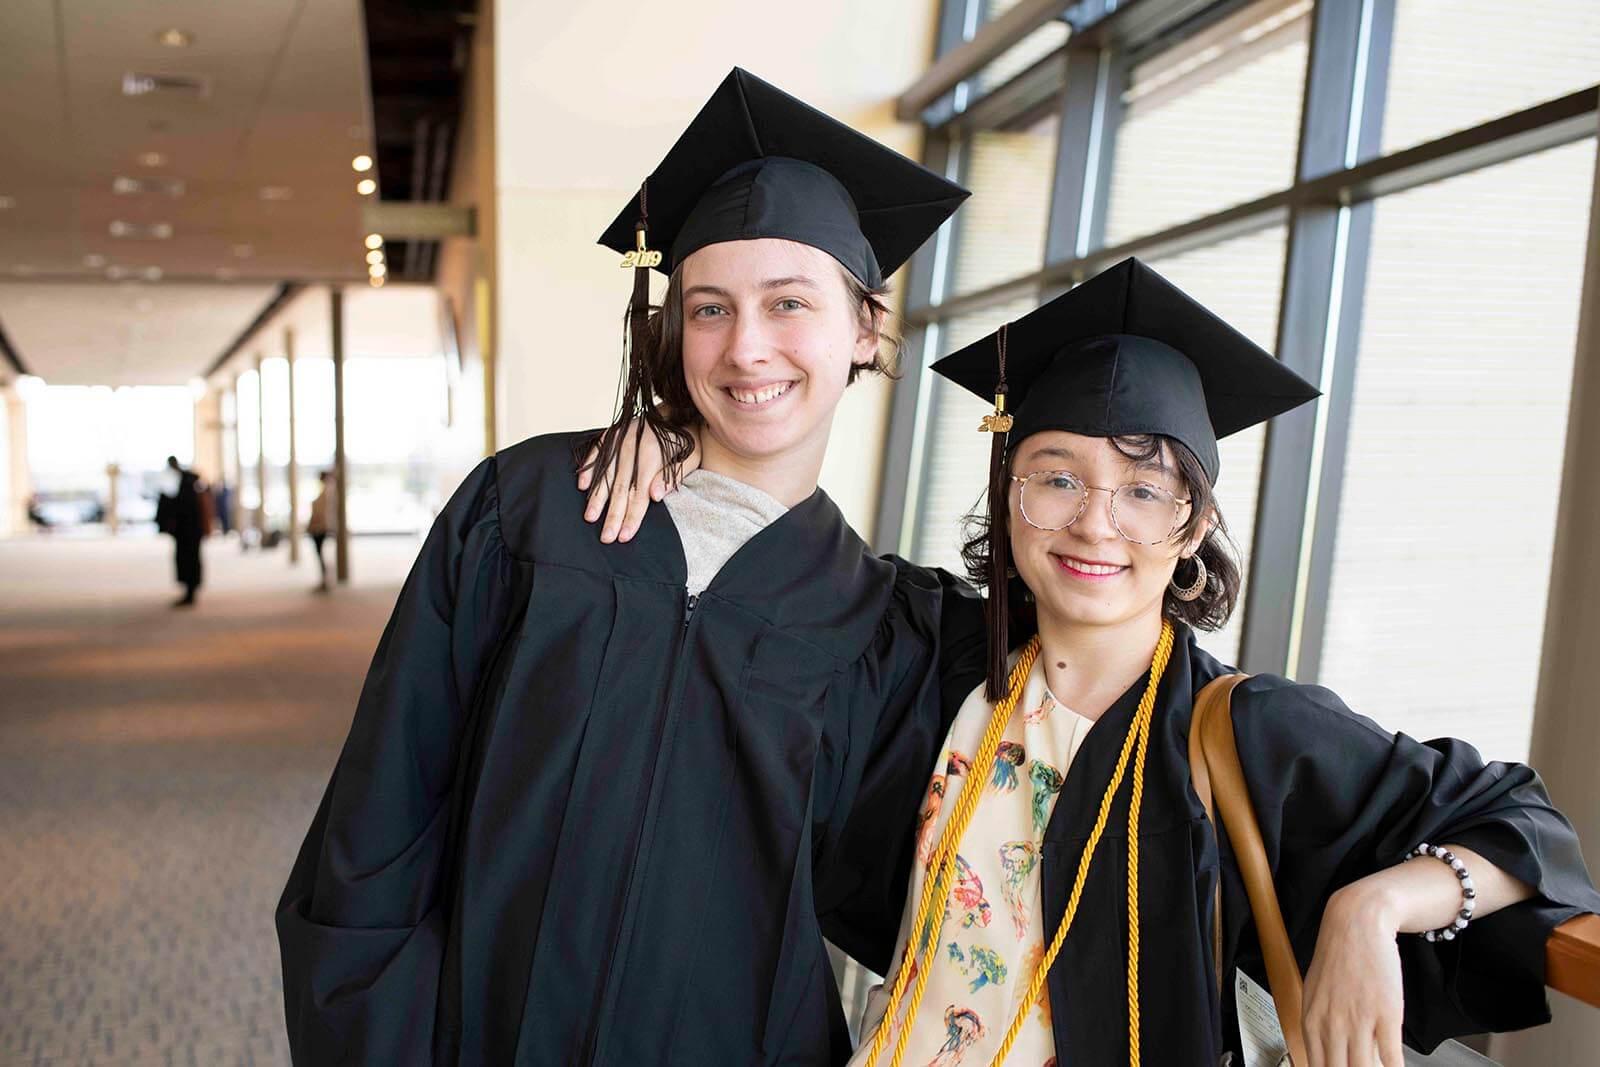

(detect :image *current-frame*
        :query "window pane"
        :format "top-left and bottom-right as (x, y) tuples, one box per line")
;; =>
(974, 0), (1070, 95)
(1381, 0), (1600, 156)
(911, 297), (1042, 576)
(949, 113), (1059, 296)
(1317, 138), (1596, 762)
(1145, 224), (1289, 666)
(1103, 0), (1308, 246)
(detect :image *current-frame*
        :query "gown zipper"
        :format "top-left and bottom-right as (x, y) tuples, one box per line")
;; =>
(583, 588), (698, 1065)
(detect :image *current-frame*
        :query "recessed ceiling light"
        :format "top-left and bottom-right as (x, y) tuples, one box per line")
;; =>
(356, 178), (377, 196)
(113, 175), (186, 198)
(352, 155), (373, 173)
(141, 267), (163, 282)
(369, 262), (387, 278)
(137, 151), (167, 168)
(365, 249), (384, 265)
(364, 233), (383, 250)
(369, 275), (385, 288)
(259, 185), (293, 201)
(155, 28), (193, 48)
(108, 220), (173, 240)
(0, 195), (14, 209)
(83, 254), (107, 268)
(230, 244), (255, 259)
(106, 265), (129, 280)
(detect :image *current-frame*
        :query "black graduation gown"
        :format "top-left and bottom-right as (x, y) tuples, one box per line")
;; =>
(984, 626), (1600, 1064)
(276, 431), (984, 1066)
(157, 470), (203, 588)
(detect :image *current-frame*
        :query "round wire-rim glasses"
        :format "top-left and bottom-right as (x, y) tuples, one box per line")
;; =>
(1010, 469), (1192, 545)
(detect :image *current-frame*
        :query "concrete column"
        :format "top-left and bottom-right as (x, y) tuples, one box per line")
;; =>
(331, 287), (350, 584)
(105, 464), (119, 535)
(230, 376), (245, 535)
(285, 328), (301, 564)
(2, 386), (28, 537)
(254, 352), (267, 543)
(192, 387), (225, 487)
(1490, 126), (1600, 1067)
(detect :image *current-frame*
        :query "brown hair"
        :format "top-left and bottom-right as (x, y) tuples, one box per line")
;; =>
(576, 256), (902, 488)
(959, 432), (1243, 697)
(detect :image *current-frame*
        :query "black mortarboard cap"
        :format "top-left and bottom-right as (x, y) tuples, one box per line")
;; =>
(597, 68), (969, 286)
(930, 257), (1319, 483)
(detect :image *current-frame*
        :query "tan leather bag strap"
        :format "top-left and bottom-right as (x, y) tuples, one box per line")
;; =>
(1189, 674), (1309, 1067)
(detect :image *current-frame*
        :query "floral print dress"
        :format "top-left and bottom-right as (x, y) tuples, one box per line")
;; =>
(848, 653), (1093, 1067)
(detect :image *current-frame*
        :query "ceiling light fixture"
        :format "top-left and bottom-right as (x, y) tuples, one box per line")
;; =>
(155, 28), (193, 48)
(259, 185), (294, 201)
(365, 250), (384, 265)
(356, 178), (377, 196)
(83, 254), (107, 268)
(364, 233), (383, 250)
(137, 151), (167, 168)
(369, 275), (386, 288)
(109, 220), (174, 240)
(352, 155), (373, 172)
(231, 244), (255, 259)
(369, 263), (387, 278)
(0, 195), (15, 209)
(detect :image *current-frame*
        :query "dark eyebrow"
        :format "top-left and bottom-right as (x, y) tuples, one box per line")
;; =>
(760, 275), (822, 291)
(1021, 445), (1078, 465)
(682, 284), (732, 301)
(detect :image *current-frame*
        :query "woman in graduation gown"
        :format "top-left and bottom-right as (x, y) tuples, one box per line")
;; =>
(275, 69), (986, 1067)
(851, 258), (1600, 1067)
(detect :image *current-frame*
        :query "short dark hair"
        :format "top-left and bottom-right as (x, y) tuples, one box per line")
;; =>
(577, 258), (903, 487)
(958, 433), (1242, 634)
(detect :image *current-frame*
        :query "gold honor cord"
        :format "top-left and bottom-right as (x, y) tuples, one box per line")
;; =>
(864, 620), (1177, 1067)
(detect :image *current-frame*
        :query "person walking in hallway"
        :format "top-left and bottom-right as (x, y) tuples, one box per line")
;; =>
(155, 455), (207, 607)
(306, 470), (335, 592)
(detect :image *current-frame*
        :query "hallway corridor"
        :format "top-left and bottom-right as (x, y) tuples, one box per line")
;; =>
(0, 534), (419, 1066)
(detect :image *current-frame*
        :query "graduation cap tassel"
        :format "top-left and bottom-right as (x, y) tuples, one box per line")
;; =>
(982, 324), (1014, 703)
(589, 182), (665, 493)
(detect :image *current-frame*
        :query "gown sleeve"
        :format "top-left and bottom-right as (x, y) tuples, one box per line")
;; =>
(1228, 676), (1600, 1051)
(275, 456), (515, 1066)
(814, 562), (987, 975)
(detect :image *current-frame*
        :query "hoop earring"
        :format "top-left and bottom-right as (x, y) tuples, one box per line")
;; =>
(1170, 554), (1207, 602)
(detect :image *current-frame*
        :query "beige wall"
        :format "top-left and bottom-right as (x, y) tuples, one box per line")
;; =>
(435, 0), (496, 467)
(1490, 114), (1600, 1067)
(492, 0), (939, 538)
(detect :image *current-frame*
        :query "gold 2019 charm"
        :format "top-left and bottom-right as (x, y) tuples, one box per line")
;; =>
(620, 249), (662, 269)
(621, 227), (662, 269)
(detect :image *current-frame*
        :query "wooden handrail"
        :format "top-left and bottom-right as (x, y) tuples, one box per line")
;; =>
(1548, 914), (1600, 1009)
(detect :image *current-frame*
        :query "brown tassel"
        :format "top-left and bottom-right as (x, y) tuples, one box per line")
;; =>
(581, 180), (692, 493)
(983, 324), (1013, 702)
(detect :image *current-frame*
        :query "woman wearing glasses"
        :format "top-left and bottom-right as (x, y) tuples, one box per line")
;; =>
(839, 258), (1600, 1067)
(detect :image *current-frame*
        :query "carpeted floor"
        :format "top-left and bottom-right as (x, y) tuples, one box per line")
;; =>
(0, 531), (420, 1066)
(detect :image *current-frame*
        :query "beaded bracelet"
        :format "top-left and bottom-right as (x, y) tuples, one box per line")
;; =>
(1407, 843), (1476, 941)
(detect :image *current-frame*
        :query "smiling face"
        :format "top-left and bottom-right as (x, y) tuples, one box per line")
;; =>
(1007, 430), (1210, 633)
(678, 239), (878, 493)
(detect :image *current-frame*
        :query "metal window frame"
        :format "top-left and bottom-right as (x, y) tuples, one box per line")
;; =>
(872, 0), (982, 554)
(882, 0), (1600, 684)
